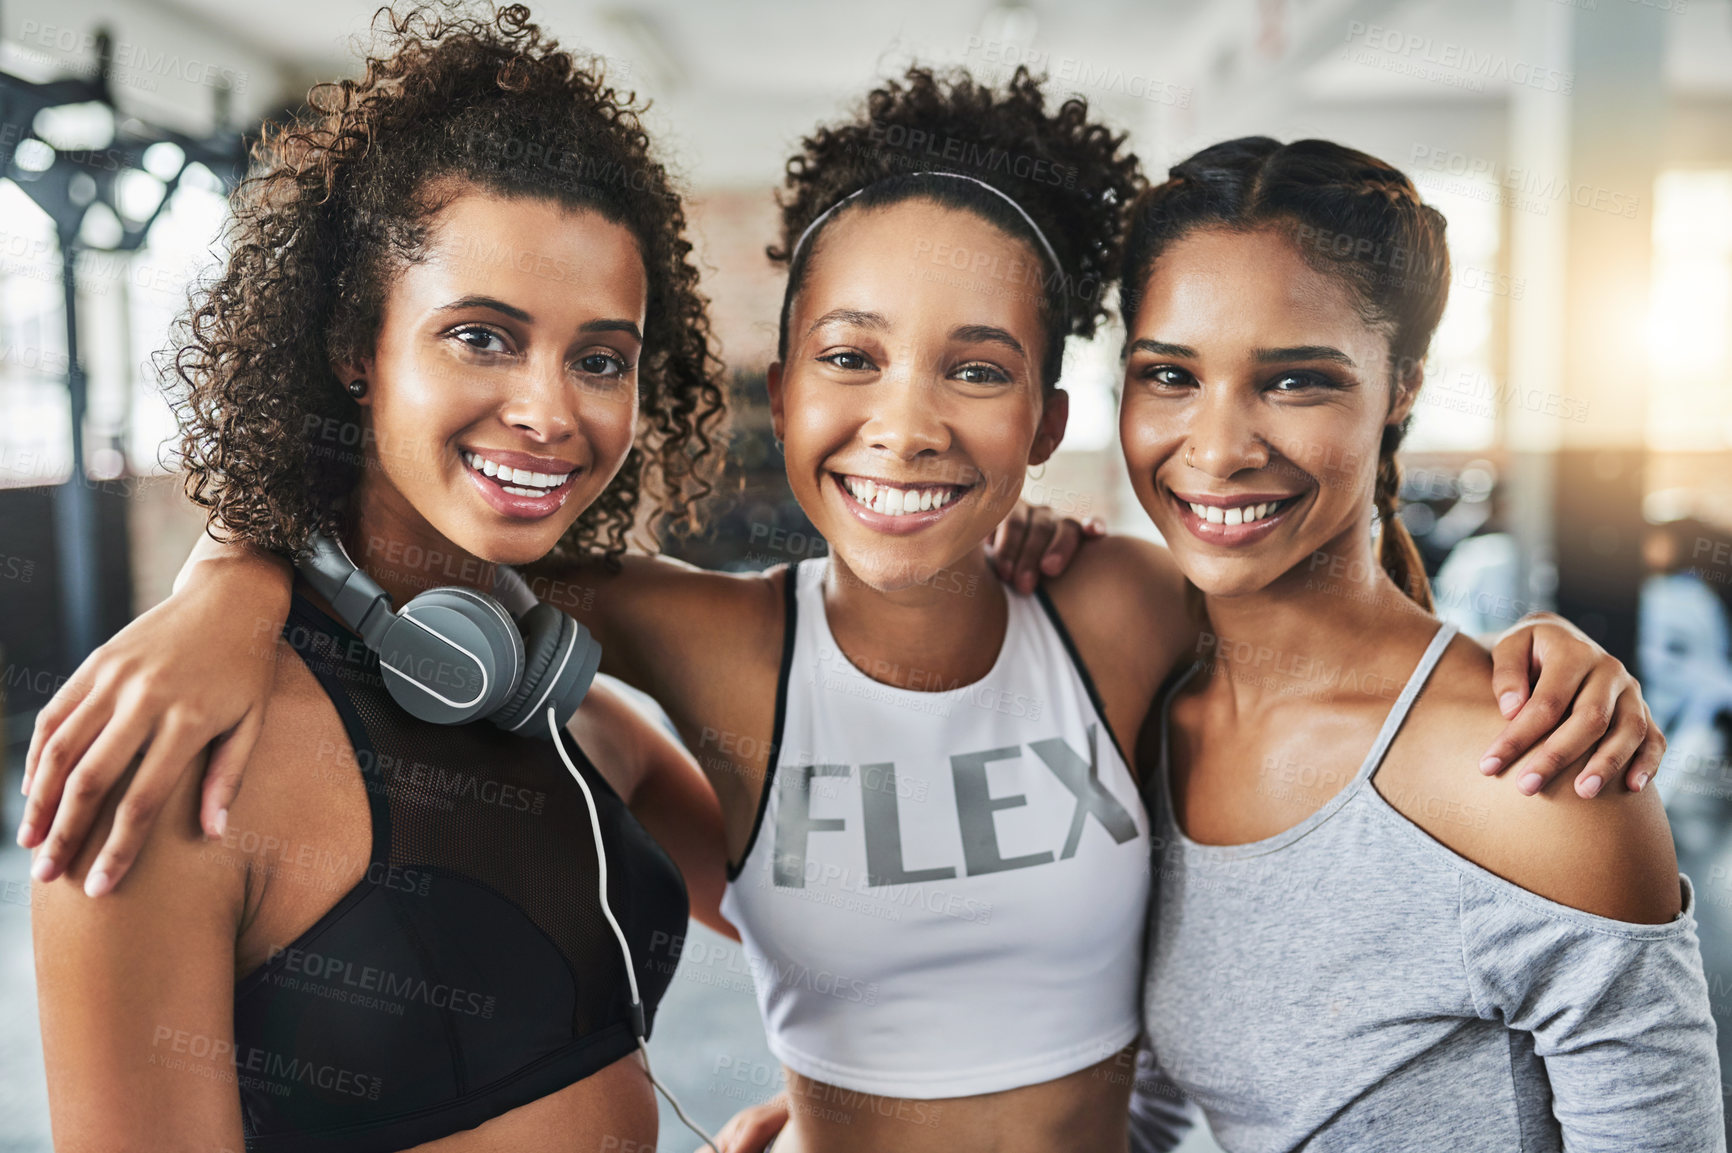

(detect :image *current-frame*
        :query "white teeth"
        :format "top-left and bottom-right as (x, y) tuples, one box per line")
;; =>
(464, 451), (572, 491)
(1190, 498), (1287, 526)
(841, 476), (961, 517)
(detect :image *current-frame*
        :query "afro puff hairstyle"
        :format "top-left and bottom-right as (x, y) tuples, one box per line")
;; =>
(768, 64), (1145, 389)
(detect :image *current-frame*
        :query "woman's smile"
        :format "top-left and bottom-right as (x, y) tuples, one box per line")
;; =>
(461, 446), (584, 520)
(832, 471), (978, 534)
(1166, 489), (1308, 546)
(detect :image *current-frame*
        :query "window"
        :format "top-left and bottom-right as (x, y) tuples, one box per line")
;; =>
(1647, 169), (1732, 452)
(0, 166), (227, 487)
(1404, 175), (1502, 451)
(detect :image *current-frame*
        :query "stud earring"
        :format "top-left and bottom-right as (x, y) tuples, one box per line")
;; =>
(346, 379), (367, 398)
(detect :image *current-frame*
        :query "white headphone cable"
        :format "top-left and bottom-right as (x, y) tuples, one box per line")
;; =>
(548, 706), (723, 1153)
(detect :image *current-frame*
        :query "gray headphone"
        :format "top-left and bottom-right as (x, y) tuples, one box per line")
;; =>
(301, 533), (719, 1149)
(295, 533), (602, 735)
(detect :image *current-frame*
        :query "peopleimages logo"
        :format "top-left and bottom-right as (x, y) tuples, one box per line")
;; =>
(654, 932), (882, 1005)
(266, 945), (499, 1018)
(863, 120), (1077, 188)
(18, 21), (250, 94)
(963, 37), (1192, 107)
(1344, 21), (1573, 94)
(1410, 145), (1640, 220)
(150, 1026), (382, 1100)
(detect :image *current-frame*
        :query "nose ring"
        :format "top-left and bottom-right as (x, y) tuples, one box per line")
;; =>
(1185, 446), (1195, 468)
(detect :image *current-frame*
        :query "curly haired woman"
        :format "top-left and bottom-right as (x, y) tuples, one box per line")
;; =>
(32, 6), (733, 1151)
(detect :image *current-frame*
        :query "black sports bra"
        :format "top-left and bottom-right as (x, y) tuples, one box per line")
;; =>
(233, 586), (687, 1153)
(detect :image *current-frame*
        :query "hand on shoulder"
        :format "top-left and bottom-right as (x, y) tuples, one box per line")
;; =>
(1380, 633), (1682, 926)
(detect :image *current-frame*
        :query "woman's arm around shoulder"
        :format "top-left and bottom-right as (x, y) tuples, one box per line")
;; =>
(1383, 633), (1680, 924)
(22, 532), (291, 887)
(33, 741), (250, 1153)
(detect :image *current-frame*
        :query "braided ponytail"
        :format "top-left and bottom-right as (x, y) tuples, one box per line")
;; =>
(1374, 426), (1434, 610)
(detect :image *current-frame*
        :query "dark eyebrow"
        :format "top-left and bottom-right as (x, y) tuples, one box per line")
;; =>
(951, 325), (1026, 359)
(806, 308), (889, 339)
(1256, 345), (1357, 367)
(1126, 339), (1358, 369)
(437, 298), (640, 343)
(438, 295), (533, 323)
(1127, 339), (1198, 358)
(580, 318), (644, 343)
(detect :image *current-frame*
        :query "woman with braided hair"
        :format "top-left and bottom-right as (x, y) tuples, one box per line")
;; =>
(1119, 137), (1722, 1149)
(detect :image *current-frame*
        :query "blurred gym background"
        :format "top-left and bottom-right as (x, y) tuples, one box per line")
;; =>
(2, 0), (1731, 1149)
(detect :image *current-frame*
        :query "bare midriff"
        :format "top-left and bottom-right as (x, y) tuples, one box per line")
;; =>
(773, 1049), (1136, 1153)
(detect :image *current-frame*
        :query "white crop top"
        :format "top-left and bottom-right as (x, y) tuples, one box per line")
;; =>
(719, 559), (1152, 1099)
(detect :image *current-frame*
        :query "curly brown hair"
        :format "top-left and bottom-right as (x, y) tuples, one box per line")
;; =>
(768, 64), (1145, 389)
(166, 2), (726, 565)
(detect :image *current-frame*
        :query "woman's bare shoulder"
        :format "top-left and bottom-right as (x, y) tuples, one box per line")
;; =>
(215, 638), (374, 962)
(1378, 634), (1681, 925)
(1045, 535), (1197, 701)
(30, 639), (363, 1149)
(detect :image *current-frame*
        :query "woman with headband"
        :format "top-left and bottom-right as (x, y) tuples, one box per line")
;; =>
(26, 69), (1660, 1153)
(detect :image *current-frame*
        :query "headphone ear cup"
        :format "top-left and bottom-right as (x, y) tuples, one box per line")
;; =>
(491, 602), (602, 736)
(378, 587), (525, 725)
